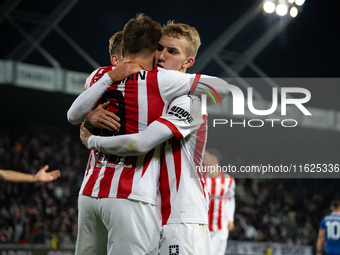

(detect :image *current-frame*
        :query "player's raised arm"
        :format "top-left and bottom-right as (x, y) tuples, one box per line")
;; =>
(67, 61), (141, 125)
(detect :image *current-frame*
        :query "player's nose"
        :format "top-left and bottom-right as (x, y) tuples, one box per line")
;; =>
(157, 50), (166, 62)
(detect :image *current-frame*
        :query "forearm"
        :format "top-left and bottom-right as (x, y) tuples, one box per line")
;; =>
(67, 73), (112, 125)
(87, 121), (174, 156)
(316, 237), (323, 253)
(316, 229), (325, 254)
(0, 170), (34, 182)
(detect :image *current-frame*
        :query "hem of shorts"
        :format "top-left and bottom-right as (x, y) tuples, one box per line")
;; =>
(79, 192), (156, 206)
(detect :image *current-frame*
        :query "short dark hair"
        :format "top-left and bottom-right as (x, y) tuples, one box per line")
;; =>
(331, 199), (340, 209)
(205, 148), (222, 163)
(123, 13), (163, 56)
(109, 31), (123, 58)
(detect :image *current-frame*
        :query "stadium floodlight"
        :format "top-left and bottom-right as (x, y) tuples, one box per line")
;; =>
(295, 0), (305, 6)
(263, 0), (304, 17)
(290, 6), (298, 17)
(263, 1), (276, 13)
(276, 3), (288, 16)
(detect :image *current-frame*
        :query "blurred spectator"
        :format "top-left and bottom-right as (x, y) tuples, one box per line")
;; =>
(0, 125), (87, 245)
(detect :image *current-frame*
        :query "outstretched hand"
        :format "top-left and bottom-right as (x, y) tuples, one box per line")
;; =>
(34, 165), (61, 182)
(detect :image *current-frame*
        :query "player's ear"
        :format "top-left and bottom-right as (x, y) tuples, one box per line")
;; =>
(111, 54), (119, 65)
(183, 56), (195, 69)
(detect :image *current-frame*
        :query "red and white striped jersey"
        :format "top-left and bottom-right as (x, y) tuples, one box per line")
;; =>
(157, 97), (210, 225)
(204, 174), (235, 231)
(79, 66), (213, 205)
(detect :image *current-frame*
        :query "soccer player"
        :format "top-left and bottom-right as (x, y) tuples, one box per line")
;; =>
(79, 22), (219, 255)
(204, 148), (235, 255)
(68, 14), (163, 255)
(317, 199), (340, 255)
(0, 165), (60, 182)
(68, 15), (230, 254)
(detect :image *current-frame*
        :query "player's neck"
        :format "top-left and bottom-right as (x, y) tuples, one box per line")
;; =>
(125, 53), (155, 71)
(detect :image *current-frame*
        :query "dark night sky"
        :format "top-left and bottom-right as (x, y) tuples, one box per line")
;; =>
(61, 0), (340, 77)
(1, 0), (339, 77)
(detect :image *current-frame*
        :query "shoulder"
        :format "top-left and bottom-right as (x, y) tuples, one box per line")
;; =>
(85, 65), (116, 89)
(157, 67), (194, 80)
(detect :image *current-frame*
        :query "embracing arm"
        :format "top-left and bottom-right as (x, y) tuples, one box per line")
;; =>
(67, 73), (113, 125)
(67, 61), (142, 125)
(80, 95), (203, 156)
(82, 121), (174, 156)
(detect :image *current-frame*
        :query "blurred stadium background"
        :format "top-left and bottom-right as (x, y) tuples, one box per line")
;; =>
(0, 0), (339, 254)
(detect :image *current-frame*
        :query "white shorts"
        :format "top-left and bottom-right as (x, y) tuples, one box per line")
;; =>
(76, 195), (160, 255)
(210, 228), (229, 255)
(159, 223), (211, 255)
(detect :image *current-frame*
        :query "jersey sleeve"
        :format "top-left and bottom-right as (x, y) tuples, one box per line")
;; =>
(87, 120), (174, 156)
(227, 177), (236, 198)
(84, 65), (115, 90)
(157, 68), (195, 103)
(226, 196), (235, 222)
(156, 95), (204, 140)
(157, 68), (231, 106)
(67, 72), (113, 125)
(319, 218), (326, 230)
(84, 68), (100, 90)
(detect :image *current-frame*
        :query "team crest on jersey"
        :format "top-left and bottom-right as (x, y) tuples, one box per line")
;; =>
(168, 106), (194, 123)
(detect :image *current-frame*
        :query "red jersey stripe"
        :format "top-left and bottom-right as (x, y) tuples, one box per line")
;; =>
(125, 75), (139, 134)
(116, 156), (137, 198)
(146, 68), (164, 124)
(159, 144), (171, 225)
(142, 149), (155, 177)
(170, 137), (182, 191)
(157, 118), (183, 139)
(217, 178), (226, 229)
(194, 115), (208, 197)
(82, 153), (102, 196)
(97, 166), (115, 197)
(209, 179), (216, 230)
(189, 74), (201, 95)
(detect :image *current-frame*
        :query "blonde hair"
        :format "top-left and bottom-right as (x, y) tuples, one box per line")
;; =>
(163, 21), (201, 58)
